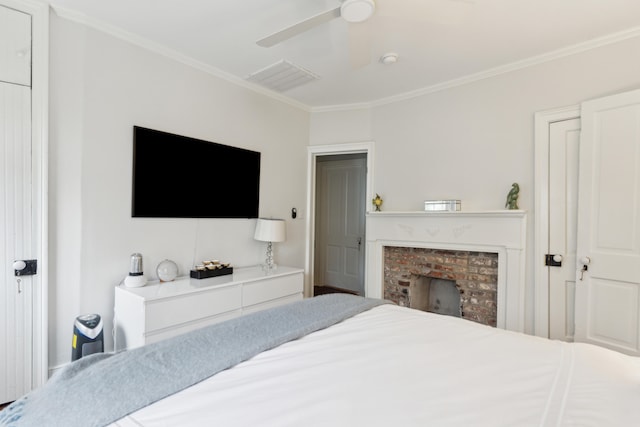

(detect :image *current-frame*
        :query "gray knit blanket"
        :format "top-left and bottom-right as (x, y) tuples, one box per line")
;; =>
(0, 294), (387, 427)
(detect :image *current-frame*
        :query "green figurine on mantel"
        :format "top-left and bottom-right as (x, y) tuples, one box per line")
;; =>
(505, 183), (520, 210)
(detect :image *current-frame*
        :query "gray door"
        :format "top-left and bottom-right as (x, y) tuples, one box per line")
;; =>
(314, 154), (366, 295)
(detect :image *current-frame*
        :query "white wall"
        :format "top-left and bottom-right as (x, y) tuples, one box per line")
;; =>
(47, 8), (640, 370)
(310, 35), (640, 333)
(309, 107), (372, 145)
(48, 13), (309, 370)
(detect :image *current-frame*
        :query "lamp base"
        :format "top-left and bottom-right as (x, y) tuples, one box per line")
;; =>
(260, 262), (278, 273)
(262, 242), (278, 273)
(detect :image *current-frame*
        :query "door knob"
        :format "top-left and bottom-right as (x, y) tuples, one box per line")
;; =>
(13, 259), (37, 276)
(545, 254), (562, 267)
(579, 257), (590, 281)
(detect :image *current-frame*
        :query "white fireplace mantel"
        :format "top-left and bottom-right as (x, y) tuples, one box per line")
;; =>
(365, 210), (527, 332)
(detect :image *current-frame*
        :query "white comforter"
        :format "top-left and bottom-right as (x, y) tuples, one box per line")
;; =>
(112, 304), (640, 426)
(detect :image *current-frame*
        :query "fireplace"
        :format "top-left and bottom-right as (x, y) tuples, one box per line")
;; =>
(365, 211), (527, 332)
(384, 247), (498, 326)
(410, 276), (461, 317)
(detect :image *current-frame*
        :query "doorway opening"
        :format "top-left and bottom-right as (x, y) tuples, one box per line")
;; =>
(314, 153), (366, 296)
(305, 143), (374, 298)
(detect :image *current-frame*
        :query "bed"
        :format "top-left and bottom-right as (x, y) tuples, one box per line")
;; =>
(2, 294), (640, 426)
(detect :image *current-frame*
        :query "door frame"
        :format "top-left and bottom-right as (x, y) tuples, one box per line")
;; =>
(533, 105), (579, 338)
(305, 142), (375, 298)
(314, 154), (367, 294)
(1, 0), (49, 388)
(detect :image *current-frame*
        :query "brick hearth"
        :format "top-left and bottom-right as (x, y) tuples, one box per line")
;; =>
(384, 247), (498, 327)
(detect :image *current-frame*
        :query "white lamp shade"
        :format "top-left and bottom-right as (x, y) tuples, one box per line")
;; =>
(254, 218), (286, 243)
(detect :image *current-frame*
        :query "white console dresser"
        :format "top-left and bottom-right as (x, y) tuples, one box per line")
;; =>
(114, 265), (303, 351)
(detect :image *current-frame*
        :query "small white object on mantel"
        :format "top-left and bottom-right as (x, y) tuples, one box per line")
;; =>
(424, 200), (461, 211)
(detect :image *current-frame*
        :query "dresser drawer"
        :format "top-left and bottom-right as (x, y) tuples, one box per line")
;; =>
(242, 273), (302, 307)
(144, 309), (241, 344)
(145, 285), (241, 332)
(242, 293), (302, 315)
(115, 266), (304, 351)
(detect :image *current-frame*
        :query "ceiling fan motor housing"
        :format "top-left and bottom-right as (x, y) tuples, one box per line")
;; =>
(341, 0), (376, 23)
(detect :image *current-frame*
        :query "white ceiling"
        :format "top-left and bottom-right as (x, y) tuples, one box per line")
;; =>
(48, 0), (640, 109)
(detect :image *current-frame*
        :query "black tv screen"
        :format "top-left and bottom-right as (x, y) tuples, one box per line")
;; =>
(132, 126), (260, 218)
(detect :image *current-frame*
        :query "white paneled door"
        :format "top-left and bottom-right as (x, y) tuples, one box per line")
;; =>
(574, 88), (640, 355)
(315, 155), (366, 295)
(0, 5), (30, 86)
(1, 3), (35, 404)
(0, 81), (32, 405)
(548, 118), (580, 341)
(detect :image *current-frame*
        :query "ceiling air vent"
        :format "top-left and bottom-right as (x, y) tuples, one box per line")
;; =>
(246, 60), (319, 92)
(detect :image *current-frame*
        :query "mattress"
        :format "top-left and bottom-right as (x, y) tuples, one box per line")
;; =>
(111, 304), (640, 426)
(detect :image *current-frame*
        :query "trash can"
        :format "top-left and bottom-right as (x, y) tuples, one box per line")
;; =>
(72, 314), (104, 361)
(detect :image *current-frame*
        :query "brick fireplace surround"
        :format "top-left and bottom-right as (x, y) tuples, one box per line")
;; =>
(365, 211), (527, 332)
(384, 247), (499, 327)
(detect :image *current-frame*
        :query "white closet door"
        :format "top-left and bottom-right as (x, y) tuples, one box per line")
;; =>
(1, 2), (33, 404)
(548, 118), (580, 341)
(0, 81), (32, 404)
(575, 88), (640, 355)
(0, 5), (31, 86)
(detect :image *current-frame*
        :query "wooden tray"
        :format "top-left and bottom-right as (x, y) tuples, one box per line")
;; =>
(190, 267), (233, 279)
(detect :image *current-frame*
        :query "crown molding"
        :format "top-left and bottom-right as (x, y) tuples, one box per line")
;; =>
(311, 102), (372, 113)
(50, 4), (640, 115)
(311, 25), (640, 113)
(50, 5), (312, 113)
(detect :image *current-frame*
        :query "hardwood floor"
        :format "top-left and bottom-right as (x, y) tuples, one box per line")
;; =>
(314, 285), (359, 296)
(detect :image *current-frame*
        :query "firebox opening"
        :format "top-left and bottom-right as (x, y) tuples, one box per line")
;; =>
(410, 276), (461, 318)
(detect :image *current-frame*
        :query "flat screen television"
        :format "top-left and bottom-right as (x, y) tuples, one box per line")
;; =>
(132, 126), (260, 218)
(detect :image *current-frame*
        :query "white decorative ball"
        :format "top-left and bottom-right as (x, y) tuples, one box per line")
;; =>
(156, 259), (178, 282)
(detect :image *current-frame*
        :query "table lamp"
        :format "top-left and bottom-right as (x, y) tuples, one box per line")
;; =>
(254, 218), (286, 272)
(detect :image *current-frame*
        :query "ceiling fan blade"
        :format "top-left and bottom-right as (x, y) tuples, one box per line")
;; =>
(257, 7), (341, 47)
(348, 21), (372, 69)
